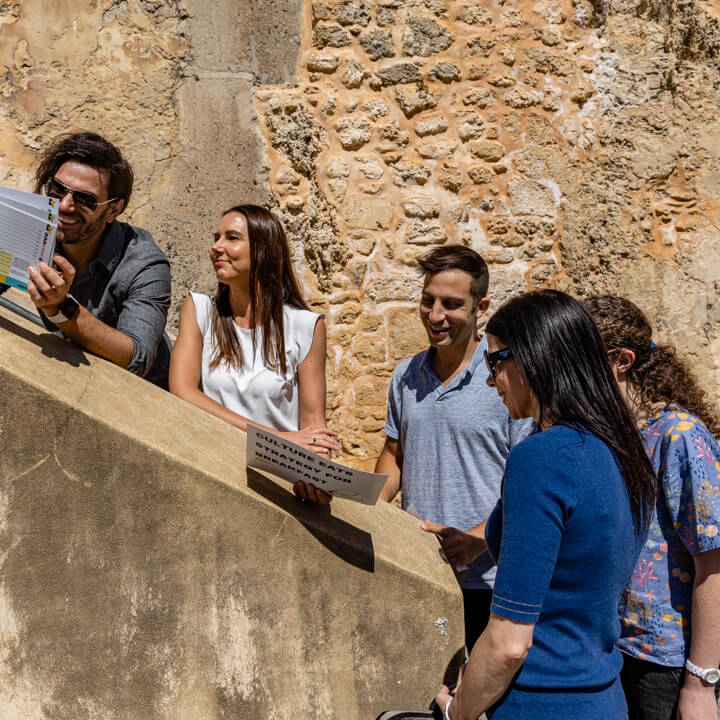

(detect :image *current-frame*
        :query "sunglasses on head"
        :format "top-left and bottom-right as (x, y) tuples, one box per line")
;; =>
(484, 346), (513, 378)
(44, 177), (118, 212)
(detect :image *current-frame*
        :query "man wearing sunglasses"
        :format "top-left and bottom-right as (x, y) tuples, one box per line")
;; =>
(26, 132), (171, 387)
(375, 245), (534, 653)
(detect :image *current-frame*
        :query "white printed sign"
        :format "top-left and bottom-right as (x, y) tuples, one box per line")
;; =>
(246, 425), (387, 505)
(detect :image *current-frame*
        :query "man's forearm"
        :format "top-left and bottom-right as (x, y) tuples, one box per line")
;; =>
(57, 306), (135, 368)
(375, 441), (402, 502)
(379, 472), (401, 502)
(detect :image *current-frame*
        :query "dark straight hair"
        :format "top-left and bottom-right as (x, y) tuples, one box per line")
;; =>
(486, 290), (656, 530)
(417, 245), (490, 304)
(584, 295), (720, 436)
(34, 132), (133, 207)
(210, 205), (309, 374)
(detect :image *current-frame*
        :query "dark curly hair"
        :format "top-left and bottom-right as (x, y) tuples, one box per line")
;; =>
(584, 295), (720, 437)
(34, 132), (133, 208)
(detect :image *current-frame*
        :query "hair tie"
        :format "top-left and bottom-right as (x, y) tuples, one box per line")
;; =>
(650, 342), (656, 349)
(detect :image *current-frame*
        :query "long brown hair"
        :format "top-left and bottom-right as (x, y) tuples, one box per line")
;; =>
(584, 295), (720, 436)
(210, 205), (309, 374)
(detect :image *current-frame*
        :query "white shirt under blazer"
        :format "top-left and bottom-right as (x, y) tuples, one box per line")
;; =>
(190, 292), (322, 432)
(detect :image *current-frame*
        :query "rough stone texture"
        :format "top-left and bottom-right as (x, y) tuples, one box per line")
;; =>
(394, 84), (441, 117)
(359, 28), (394, 59)
(0, 308), (464, 720)
(253, 0), (720, 464)
(429, 61), (462, 83)
(2, 0), (720, 468)
(376, 62), (421, 85)
(402, 17), (454, 57)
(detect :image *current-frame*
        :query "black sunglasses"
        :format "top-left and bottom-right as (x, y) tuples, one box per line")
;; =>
(45, 177), (118, 212)
(484, 347), (513, 378)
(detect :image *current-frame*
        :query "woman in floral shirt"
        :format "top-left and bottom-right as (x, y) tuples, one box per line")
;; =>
(586, 296), (720, 720)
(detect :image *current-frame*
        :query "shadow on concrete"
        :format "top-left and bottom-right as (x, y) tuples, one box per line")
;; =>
(247, 467), (375, 573)
(0, 313), (90, 367)
(442, 646), (467, 687)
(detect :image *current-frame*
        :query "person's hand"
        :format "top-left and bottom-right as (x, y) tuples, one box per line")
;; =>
(282, 427), (341, 457)
(421, 520), (486, 567)
(293, 480), (333, 504)
(284, 428), (340, 504)
(27, 255), (76, 316)
(434, 684), (455, 720)
(677, 677), (720, 720)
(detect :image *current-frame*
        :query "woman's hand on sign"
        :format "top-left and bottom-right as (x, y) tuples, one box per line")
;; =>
(293, 481), (333, 504)
(282, 427), (341, 457)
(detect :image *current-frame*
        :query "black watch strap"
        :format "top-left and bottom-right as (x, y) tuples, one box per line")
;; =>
(46, 294), (80, 324)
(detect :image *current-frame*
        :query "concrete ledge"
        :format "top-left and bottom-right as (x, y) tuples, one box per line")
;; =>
(0, 307), (464, 719)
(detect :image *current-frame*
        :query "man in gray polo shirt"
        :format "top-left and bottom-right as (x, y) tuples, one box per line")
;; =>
(376, 246), (533, 651)
(25, 132), (171, 388)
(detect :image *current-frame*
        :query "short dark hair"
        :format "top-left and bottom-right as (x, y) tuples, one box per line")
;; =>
(417, 245), (489, 302)
(486, 289), (656, 530)
(34, 132), (133, 208)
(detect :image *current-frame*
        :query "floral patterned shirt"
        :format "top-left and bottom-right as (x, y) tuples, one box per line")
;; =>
(617, 406), (720, 666)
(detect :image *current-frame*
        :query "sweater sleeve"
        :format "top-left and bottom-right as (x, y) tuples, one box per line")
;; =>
(490, 435), (576, 623)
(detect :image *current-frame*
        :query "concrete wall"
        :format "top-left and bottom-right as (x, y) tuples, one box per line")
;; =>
(0, 305), (464, 719)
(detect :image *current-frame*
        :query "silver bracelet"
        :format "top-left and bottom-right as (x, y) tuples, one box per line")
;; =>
(444, 696), (453, 720)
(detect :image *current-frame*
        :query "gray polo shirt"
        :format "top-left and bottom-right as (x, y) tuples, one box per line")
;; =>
(385, 337), (535, 589)
(42, 220), (171, 387)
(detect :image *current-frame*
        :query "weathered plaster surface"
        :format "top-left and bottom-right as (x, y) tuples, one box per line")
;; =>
(0, 307), (464, 719)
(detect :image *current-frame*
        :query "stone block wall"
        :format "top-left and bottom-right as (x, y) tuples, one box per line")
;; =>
(255, 0), (720, 465)
(1, 0), (719, 469)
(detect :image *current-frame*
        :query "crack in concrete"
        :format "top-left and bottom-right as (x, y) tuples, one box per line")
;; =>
(3, 454), (52, 484)
(269, 515), (289, 548)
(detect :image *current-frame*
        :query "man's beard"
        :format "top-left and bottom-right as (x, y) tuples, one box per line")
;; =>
(58, 208), (110, 246)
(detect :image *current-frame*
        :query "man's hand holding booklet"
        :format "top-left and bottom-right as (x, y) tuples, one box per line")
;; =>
(0, 186), (58, 292)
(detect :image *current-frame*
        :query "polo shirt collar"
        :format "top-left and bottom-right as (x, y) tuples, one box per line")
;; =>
(420, 338), (488, 390)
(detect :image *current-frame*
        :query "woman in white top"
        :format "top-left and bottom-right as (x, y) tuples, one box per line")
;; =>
(170, 205), (340, 502)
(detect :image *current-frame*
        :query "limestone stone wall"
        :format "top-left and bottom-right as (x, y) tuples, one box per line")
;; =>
(256, 0), (720, 465)
(1, 0), (719, 469)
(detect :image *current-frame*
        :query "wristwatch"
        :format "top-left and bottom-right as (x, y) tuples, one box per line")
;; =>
(45, 294), (80, 324)
(685, 659), (720, 685)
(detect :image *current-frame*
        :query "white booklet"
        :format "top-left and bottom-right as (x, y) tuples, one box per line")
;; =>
(0, 186), (59, 292)
(246, 425), (387, 505)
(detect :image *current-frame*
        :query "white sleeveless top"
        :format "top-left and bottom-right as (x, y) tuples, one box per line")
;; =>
(191, 292), (321, 432)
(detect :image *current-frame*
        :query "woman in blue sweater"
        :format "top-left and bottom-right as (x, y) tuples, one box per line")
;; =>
(435, 290), (656, 720)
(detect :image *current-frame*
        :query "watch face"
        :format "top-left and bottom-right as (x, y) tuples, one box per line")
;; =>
(59, 295), (80, 319)
(706, 668), (720, 684)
